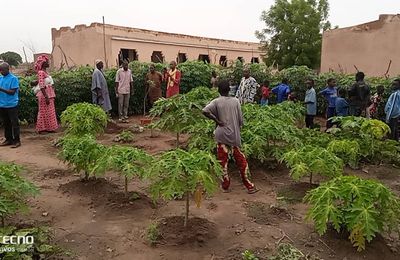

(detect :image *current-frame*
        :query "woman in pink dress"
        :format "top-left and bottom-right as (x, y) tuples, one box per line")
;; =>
(34, 55), (59, 133)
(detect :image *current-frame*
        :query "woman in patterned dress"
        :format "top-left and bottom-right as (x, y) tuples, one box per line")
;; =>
(34, 55), (59, 133)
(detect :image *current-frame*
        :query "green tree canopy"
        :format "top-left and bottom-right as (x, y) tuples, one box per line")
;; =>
(0, 51), (23, 66)
(256, 0), (331, 69)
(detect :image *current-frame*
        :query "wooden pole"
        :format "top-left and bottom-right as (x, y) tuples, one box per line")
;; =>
(102, 16), (108, 69)
(22, 47), (28, 63)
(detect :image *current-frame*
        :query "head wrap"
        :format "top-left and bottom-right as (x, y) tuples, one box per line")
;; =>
(95, 59), (103, 66)
(34, 55), (49, 72)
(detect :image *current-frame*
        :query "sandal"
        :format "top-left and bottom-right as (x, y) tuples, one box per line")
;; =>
(0, 140), (12, 146)
(247, 188), (259, 194)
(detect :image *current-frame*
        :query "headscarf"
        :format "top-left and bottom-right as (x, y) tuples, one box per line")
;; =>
(34, 55), (49, 72)
(95, 59), (103, 66)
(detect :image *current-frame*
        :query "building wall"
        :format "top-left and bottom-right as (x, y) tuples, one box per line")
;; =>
(321, 14), (400, 77)
(52, 23), (263, 69)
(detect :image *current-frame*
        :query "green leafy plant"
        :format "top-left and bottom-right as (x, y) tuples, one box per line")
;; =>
(360, 119), (391, 140)
(94, 146), (153, 195)
(242, 250), (259, 260)
(241, 103), (304, 162)
(58, 135), (107, 180)
(114, 130), (134, 143)
(279, 146), (343, 184)
(61, 102), (108, 136)
(150, 87), (218, 147)
(146, 222), (160, 246)
(269, 243), (310, 260)
(304, 176), (400, 251)
(0, 226), (62, 259)
(0, 162), (39, 227)
(327, 139), (360, 168)
(146, 149), (222, 227)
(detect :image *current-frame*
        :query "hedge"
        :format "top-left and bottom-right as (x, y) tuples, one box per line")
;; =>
(16, 61), (398, 123)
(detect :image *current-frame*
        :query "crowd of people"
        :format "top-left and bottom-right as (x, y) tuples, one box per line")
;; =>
(0, 57), (182, 148)
(220, 70), (400, 140)
(1, 57), (399, 197)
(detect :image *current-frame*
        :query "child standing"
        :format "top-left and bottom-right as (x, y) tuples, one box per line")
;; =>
(319, 78), (338, 129)
(304, 79), (316, 128)
(367, 85), (384, 120)
(260, 80), (270, 106)
(335, 88), (349, 117)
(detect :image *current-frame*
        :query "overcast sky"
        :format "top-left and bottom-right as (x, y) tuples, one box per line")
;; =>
(3, 0), (399, 61)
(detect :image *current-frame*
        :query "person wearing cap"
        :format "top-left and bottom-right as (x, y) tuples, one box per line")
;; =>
(92, 60), (112, 113)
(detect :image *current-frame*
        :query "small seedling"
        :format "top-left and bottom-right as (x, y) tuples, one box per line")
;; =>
(114, 130), (134, 143)
(146, 222), (160, 246)
(242, 250), (259, 260)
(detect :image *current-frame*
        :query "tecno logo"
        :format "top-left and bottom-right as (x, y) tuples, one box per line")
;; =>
(1, 236), (34, 245)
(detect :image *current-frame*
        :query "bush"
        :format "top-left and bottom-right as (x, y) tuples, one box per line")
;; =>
(304, 175), (400, 251)
(0, 162), (39, 226)
(61, 102), (108, 136)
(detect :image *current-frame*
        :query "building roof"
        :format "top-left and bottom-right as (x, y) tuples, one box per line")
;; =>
(53, 22), (261, 47)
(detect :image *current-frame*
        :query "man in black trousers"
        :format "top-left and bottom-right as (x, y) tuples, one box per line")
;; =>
(0, 62), (21, 148)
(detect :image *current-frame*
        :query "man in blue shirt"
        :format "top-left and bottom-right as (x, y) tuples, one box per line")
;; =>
(304, 79), (316, 128)
(272, 78), (291, 103)
(385, 79), (400, 141)
(0, 62), (21, 148)
(319, 78), (338, 130)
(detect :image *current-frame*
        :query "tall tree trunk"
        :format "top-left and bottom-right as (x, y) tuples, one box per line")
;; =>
(184, 191), (189, 228)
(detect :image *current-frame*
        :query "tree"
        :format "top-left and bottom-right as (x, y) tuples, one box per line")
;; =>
(0, 51), (23, 66)
(256, 0), (331, 69)
(146, 149), (222, 228)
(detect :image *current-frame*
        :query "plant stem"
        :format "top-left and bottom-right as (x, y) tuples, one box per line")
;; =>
(1, 215), (4, 227)
(176, 132), (180, 148)
(84, 171), (89, 181)
(125, 176), (128, 196)
(310, 173), (313, 185)
(184, 191), (189, 228)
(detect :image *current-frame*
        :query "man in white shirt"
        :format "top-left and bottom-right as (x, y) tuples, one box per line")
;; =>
(115, 61), (133, 123)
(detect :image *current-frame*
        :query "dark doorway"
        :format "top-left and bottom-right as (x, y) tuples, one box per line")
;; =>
(219, 56), (227, 67)
(198, 54), (210, 63)
(251, 57), (260, 63)
(151, 51), (164, 63)
(177, 53), (187, 63)
(237, 57), (244, 63)
(119, 49), (138, 66)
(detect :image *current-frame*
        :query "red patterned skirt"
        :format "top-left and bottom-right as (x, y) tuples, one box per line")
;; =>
(36, 96), (59, 132)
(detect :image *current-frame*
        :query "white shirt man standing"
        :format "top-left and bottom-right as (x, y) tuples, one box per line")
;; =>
(115, 61), (133, 123)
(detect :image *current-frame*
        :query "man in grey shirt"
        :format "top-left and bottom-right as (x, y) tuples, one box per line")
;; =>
(203, 80), (258, 194)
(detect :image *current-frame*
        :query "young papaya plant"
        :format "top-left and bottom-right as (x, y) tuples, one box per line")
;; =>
(58, 135), (107, 180)
(327, 139), (360, 168)
(360, 119), (391, 140)
(145, 149), (223, 227)
(279, 145), (343, 184)
(0, 162), (39, 227)
(149, 87), (218, 147)
(93, 146), (153, 196)
(304, 175), (400, 251)
(60, 102), (108, 136)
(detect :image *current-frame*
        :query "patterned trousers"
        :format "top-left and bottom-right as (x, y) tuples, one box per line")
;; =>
(217, 143), (255, 191)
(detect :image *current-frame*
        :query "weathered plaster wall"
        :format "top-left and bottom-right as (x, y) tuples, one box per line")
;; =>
(321, 14), (400, 77)
(52, 23), (263, 69)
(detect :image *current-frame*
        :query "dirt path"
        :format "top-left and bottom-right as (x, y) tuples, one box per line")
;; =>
(0, 120), (399, 260)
